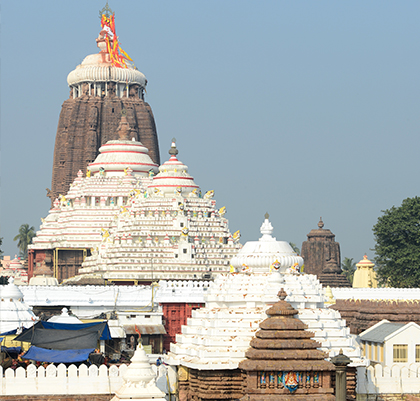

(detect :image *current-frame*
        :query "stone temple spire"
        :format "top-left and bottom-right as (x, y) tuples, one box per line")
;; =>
(49, 11), (160, 205)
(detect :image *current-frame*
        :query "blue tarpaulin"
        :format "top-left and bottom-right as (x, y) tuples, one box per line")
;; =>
(23, 346), (95, 363)
(0, 329), (18, 336)
(1, 346), (21, 353)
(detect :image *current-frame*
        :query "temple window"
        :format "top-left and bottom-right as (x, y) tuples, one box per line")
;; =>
(183, 249), (187, 254)
(180, 223), (184, 227)
(393, 344), (408, 362)
(416, 345), (420, 362)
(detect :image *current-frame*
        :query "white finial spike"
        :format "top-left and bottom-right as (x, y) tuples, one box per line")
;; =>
(260, 214), (274, 236)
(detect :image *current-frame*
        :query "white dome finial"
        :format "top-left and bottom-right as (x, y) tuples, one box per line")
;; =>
(260, 213), (273, 237)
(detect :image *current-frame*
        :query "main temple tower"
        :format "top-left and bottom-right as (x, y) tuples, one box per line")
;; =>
(49, 6), (160, 203)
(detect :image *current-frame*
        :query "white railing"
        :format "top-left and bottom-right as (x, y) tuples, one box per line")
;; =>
(357, 363), (420, 395)
(0, 363), (127, 396)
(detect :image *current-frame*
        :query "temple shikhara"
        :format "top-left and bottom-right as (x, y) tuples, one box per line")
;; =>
(49, 4), (160, 204)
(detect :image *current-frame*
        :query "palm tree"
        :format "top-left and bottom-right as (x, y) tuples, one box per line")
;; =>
(341, 257), (356, 284)
(13, 224), (36, 259)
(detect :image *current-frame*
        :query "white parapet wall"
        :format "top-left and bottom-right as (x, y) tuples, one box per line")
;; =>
(0, 363), (127, 396)
(332, 287), (420, 300)
(357, 364), (420, 395)
(0, 361), (170, 397)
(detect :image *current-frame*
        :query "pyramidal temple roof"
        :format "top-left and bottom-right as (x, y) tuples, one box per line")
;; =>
(166, 216), (363, 371)
(30, 115), (157, 252)
(67, 140), (242, 283)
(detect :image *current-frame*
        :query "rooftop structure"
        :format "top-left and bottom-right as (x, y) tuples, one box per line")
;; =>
(49, 10), (160, 203)
(239, 289), (335, 400)
(0, 278), (37, 334)
(30, 114), (158, 282)
(28, 260), (58, 286)
(72, 140), (242, 284)
(353, 254), (378, 288)
(111, 344), (166, 401)
(302, 217), (342, 287)
(0, 256), (28, 285)
(166, 216), (362, 372)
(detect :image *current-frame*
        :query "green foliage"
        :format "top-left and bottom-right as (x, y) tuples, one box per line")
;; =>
(0, 276), (9, 285)
(373, 196), (420, 287)
(13, 224), (35, 259)
(0, 237), (3, 257)
(341, 257), (356, 284)
(289, 242), (300, 254)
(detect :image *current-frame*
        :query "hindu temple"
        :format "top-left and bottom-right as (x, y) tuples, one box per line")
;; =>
(301, 218), (351, 287)
(49, 5), (160, 204)
(70, 139), (242, 284)
(166, 215), (363, 400)
(29, 113), (159, 282)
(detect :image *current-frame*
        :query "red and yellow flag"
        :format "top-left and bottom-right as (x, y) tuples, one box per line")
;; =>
(100, 13), (132, 68)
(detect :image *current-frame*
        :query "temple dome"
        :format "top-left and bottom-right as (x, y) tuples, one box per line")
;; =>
(230, 214), (303, 273)
(67, 56), (147, 88)
(9, 256), (24, 270)
(89, 140), (158, 177)
(148, 139), (199, 196)
(67, 24), (147, 89)
(0, 278), (38, 333)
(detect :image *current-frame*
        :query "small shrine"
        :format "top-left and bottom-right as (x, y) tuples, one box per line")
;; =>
(28, 260), (58, 286)
(111, 343), (166, 401)
(353, 255), (378, 288)
(0, 278), (38, 333)
(318, 257), (351, 288)
(239, 289), (335, 400)
(301, 218), (348, 288)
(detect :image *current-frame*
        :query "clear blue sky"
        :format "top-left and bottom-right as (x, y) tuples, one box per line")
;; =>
(1, 1), (420, 264)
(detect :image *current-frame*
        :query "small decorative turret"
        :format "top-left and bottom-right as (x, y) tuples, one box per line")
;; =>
(111, 343), (166, 401)
(353, 254), (378, 288)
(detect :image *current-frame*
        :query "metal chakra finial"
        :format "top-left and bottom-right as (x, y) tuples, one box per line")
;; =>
(277, 288), (287, 301)
(265, 212), (269, 219)
(169, 138), (179, 156)
(318, 217), (324, 229)
(99, 1), (114, 19)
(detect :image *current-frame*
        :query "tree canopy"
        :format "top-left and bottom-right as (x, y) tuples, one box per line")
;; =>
(289, 242), (300, 254)
(13, 224), (35, 258)
(341, 257), (356, 284)
(373, 196), (420, 287)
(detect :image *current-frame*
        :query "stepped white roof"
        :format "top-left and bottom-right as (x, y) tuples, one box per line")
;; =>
(166, 216), (363, 370)
(30, 134), (157, 251)
(73, 141), (242, 282)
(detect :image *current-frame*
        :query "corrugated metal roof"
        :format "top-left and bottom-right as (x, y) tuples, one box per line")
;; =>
(123, 324), (166, 335)
(359, 322), (405, 343)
